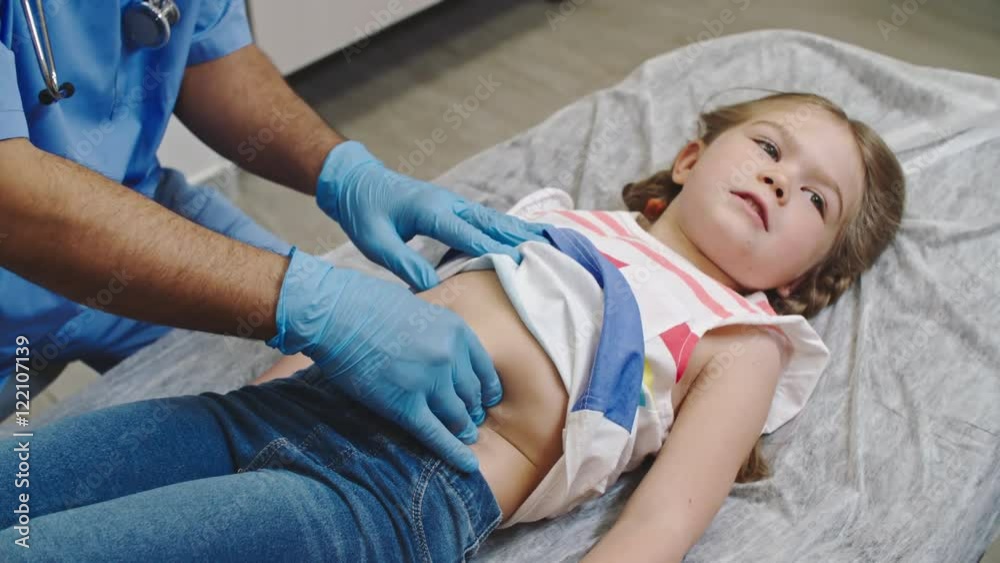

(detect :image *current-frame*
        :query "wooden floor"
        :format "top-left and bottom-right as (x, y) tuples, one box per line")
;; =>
(228, 0), (1000, 256)
(22, 6), (1000, 558)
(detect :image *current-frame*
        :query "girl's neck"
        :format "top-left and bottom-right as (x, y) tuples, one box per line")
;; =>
(640, 213), (751, 295)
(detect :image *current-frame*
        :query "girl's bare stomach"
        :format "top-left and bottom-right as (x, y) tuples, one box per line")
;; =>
(250, 268), (568, 519)
(417, 270), (567, 519)
(254, 267), (714, 521)
(419, 268), (712, 521)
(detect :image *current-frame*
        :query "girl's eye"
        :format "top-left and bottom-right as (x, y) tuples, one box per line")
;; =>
(807, 189), (826, 217)
(755, 138), (780, 160)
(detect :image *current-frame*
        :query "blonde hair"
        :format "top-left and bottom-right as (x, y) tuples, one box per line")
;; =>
(622, 93), (905, 482)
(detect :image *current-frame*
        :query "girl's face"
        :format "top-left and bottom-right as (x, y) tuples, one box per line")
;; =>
(649, 103), (865, 296)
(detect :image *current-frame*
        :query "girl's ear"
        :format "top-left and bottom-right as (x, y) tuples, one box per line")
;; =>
(671, 140), (706, 185)
(776, 275), (805, 299)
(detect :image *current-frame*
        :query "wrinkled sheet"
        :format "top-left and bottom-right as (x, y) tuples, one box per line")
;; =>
(16, 30), (1000, 562)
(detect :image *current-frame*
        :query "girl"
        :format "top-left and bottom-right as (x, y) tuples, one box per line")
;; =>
(0, 93), (904, 562)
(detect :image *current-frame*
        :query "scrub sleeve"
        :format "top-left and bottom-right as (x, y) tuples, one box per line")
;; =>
(187, 0), (254, 66)
(0, 44), (28, 140)
(0, 44), (29, 397)
(0, 1), (279, 400)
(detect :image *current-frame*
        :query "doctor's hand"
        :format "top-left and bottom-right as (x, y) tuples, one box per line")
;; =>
(267, 247), (500, 472)
(315, 140), (548, 291)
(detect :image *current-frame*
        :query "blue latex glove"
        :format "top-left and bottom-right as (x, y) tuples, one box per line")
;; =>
(316, 140), (549, 290)
(268, 247), (499, 472)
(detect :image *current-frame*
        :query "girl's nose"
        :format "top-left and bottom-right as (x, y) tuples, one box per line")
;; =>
(759, 172), (788, 203)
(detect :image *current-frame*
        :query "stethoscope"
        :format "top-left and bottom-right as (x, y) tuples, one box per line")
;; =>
(18, 0), (181, 104)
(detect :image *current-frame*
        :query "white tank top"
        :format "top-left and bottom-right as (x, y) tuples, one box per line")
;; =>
(437, 188), (830, 527)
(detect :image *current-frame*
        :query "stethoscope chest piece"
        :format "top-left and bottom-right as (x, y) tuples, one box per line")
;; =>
(20, 0), (181, 104)
(124, 0), (181, 50)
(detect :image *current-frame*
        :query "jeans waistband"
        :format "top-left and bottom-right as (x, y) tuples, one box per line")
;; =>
(288, 364), (503, 556)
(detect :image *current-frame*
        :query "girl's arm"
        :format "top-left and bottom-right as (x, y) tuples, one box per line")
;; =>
(252, 353), (314, 384)
(582, 325), (788, 563)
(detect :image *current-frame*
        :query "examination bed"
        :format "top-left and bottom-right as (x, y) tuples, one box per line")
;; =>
(20, 30), (1000, 562)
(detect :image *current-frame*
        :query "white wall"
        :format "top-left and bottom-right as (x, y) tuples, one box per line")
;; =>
(250, 0), (442, 75)
(158, 120), (225, 183)
(157, 0), (443, 181)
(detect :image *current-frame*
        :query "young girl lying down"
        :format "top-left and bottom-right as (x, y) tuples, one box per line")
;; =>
(0, 93), (904, 562)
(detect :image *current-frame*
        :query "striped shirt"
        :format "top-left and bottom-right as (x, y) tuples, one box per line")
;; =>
(440, 188), (830, 526)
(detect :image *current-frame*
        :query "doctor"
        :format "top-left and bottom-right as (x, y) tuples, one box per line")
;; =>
(0, 0), (545, 472)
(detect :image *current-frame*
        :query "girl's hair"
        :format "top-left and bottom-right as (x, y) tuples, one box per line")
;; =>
(623, 92), (905, 483)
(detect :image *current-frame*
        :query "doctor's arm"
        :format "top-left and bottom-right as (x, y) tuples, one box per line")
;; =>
(0, 137), (285, 339)
(0, 135), (507, 471)
(174, 44), (547, 291)
(174, 43), (341, 197)
(581, 326), (787, 563)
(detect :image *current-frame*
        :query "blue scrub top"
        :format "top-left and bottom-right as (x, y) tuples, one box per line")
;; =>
(0, 1), (254, 385)
(0, 0), (251, 194)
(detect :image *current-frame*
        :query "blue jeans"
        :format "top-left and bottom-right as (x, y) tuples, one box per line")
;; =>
(0, 366), (502, 561)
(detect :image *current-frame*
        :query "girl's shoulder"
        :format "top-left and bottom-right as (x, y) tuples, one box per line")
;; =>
(699, 318), (829, 434)
(700, 323), (795, 365)
(673, 323), (792, 416)
(682, 323), (792, 380)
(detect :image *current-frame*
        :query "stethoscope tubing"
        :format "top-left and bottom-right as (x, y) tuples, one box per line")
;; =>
(16, 0), (180, 104)
(19, 0), (71, 103)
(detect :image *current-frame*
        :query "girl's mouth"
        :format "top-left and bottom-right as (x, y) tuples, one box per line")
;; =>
(731, 191), (769, 231)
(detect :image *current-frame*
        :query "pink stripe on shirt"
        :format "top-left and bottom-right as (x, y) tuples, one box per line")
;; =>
(660, 323), (699, 382)
(592, 211), (631, 237)
(717, 283), (777, 316)
(620, 238), (732, 319)
(755, 300), (776, 315)
(600, 252), (629, 269)
(554, 210), (607, 236)
(718, 285), (766, 315)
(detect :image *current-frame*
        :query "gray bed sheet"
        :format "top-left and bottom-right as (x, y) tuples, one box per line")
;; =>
(18, 30), (1000, 562)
